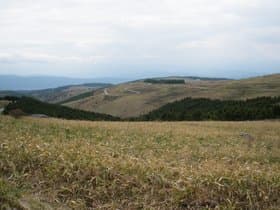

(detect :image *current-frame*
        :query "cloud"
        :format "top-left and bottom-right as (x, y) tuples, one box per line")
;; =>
(0, 52), (104, 64)
(0, 0), (279, 77)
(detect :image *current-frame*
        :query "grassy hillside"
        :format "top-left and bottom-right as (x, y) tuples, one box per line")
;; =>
(0, 116), (279, 209)
(65, 74), (280, 118)
(0, 83), (110, 104)
(27, 83), (110, 103)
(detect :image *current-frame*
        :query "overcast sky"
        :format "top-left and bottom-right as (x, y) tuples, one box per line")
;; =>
(0, 0), (279, 79)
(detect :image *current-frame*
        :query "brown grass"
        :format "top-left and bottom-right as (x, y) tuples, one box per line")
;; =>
(0, 116), (280, 209)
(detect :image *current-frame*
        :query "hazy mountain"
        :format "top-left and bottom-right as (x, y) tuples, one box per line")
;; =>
(0, 75), (132, 90)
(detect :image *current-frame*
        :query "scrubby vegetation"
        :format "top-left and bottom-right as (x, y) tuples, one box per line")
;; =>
(0, 96), (20, 102)
(0, 117), (279, 209)
(139, 97), (280, 121)
(4, 97), (119, 121)
(144, 79), (185, 84)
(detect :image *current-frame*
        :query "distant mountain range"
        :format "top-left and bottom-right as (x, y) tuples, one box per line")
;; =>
(0, 75), (132, 90)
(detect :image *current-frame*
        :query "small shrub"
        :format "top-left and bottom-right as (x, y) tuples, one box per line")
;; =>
(8, 109), (26, 119)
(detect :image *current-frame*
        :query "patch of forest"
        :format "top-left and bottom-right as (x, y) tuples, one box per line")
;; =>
(3, 97), (119, 121)
(138, 97), (280, 121)
(143, 79), (185, 84)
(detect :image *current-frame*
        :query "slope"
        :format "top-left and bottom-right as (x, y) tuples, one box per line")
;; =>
(65, 74), (280, 118)
(0, 83), (111, 104)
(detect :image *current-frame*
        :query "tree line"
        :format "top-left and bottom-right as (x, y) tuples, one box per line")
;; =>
(3, 97), (119, 121)
(137, 97), (280, 121)
(143, 79), (185, 84)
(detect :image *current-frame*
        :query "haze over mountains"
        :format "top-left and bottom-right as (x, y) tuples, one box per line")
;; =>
(0, 75), (132, 90)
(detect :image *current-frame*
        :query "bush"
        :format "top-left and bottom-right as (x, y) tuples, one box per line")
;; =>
(8, 109), (26, 119)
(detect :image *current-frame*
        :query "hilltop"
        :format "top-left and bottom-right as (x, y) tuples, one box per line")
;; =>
(65, 74), (280, 118)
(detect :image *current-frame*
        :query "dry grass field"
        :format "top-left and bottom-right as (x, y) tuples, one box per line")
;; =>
(0, 116), (280, 209)
(65, 74), (280, 118)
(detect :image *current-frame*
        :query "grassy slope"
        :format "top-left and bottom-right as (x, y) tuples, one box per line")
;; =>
(0, 83), (110, 104)
(0, 116), (280, 209)
(65, 74), (280, 118)
(26, 84), (110, 103)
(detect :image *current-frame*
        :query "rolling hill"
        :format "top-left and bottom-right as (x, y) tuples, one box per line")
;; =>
(24, 83), (111, 103)
(0, 83), (111, 104)
(64, 74), (280, 118)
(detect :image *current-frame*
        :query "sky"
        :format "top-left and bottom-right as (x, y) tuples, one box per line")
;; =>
(0, 0), (279, 79)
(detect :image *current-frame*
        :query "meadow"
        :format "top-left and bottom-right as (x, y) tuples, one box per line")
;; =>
(0, 116), (280, 209)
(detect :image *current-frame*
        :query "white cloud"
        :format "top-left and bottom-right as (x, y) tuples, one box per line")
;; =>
(0, 52), (103, 63)
(0, 0), (279, 77)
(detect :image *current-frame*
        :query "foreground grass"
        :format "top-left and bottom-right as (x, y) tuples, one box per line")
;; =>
(0, 116), (279, 209)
